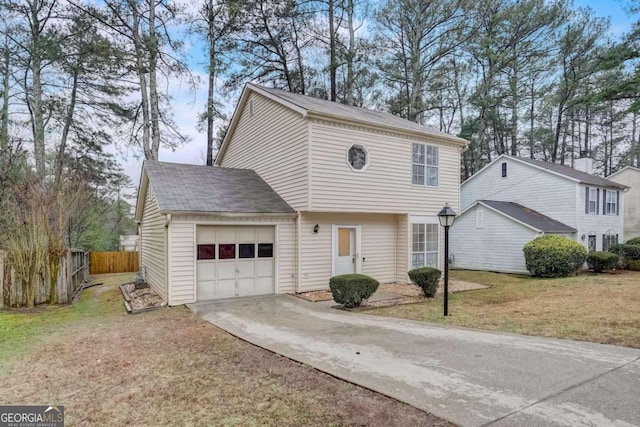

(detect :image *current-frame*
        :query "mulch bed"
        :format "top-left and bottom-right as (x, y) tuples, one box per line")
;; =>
(296, 280), (490, 308)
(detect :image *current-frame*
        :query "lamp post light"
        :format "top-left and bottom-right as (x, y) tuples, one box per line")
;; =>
(437, 203), (457, 316)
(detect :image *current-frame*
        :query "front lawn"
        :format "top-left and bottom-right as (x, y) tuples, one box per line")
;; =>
(0, 273), (447, 426)
(363, 270), (640, 348)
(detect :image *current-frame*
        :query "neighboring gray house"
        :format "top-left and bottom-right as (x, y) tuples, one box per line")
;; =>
(451, 201), (576, 274)
(451, 155), (627, 274)
(135, 83), (467, 305)
(608, 166), (640, 240)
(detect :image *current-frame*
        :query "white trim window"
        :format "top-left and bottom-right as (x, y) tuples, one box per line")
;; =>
(412, 143), (438, 186)
(605, 191), (617, 215)
(411, 223), (438, 268)
(588, 188), (597, 214)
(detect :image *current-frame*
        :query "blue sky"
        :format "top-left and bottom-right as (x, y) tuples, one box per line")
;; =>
(118, 0), (638, 189)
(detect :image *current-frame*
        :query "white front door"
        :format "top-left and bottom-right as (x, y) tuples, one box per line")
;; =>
(335, 226), (357, 275)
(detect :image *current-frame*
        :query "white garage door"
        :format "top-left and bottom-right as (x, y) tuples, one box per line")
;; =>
(196, 226), (275, 300)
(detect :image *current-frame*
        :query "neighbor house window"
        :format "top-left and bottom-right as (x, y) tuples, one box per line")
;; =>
(347, 144), (369, 171)
(603, 234), (618, 251)
(501, 162), (507, 177)
(412, 144), (438, 186)
(586, 187), (597, 214)
(605, 191), (618, 215)
(197, 244), (215, 260)
(411, 224), (438, 268)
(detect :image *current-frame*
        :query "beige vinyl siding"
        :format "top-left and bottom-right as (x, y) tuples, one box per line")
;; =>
(299, 212), (399, 292)
(309, 120), (461, 213)
(396, 214), (410, 283)
(140, 183), (167, 300)
(219, 92), (309, 210)
(608, 168), (639, 240)
(167, 214), (296, 304)
(168, 222), (194, 305)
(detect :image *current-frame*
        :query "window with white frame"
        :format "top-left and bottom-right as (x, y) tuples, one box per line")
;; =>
(412, 144), (438, 186)
(411, 223), (438, 268)
(606, 191), (617, 215)
(588, 188), (597, 213)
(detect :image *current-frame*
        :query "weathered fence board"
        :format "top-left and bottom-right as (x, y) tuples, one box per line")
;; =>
(90, 251), (139, 274)
(0, 250), (89, 308)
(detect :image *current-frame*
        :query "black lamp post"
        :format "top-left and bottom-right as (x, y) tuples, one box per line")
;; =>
(437, 203), (457, 316)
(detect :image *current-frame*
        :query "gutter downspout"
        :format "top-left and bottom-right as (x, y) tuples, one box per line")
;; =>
(296, 211), (301, 294)
(164, 214), (171, 305)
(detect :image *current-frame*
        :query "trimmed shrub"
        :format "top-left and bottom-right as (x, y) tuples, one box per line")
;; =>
(523, 235), (587, 278)
(626, 237), (640, 245)
(329, 274), (379, 308)
(608, 244), (640, 269)
(408, 267), (442, 297)
(629, 260), (640, 271)
(587, 251), (618, 273)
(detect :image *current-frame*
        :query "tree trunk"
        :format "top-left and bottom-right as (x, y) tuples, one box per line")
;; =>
(345, 0), (355, 105)
(328, 0), (337, 102)
(206, 0), (215, 166)
(148, 0), (161, 159)
(130, 2), (153, 160)
(55, 69), (78, 183)
(0, 37), (9, 151)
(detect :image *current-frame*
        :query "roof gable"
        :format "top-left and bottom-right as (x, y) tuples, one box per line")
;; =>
(608, 165), (640, 179)
(462, 154), (627, 189)
(138, 161), (295, 215)
(216, 83), (468, 165)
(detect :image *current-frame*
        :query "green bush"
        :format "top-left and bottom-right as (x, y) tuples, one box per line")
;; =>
(587, 251), (618, 273)
(608, 244), (640, 269)
(626, 237), (640, 245)
(628, 260), (640, 271)
(408, 267), (442, 297)
(523, 235), (587, 278)
(329, 274), (379, 308)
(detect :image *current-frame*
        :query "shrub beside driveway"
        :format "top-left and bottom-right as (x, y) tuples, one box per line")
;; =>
(0, 273), (449, 427)
(363, 270), (640, 348)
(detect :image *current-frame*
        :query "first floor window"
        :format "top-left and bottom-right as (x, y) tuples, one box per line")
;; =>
(603, 234), (618, 251)
(411, 223), (438, 268)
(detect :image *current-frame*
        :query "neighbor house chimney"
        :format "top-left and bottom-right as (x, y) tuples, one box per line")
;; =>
(574, 150), (594, 174)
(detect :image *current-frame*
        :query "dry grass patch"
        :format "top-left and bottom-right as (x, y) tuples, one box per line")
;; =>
(363, 270), (640, 348)
(0, 273), (449, 426)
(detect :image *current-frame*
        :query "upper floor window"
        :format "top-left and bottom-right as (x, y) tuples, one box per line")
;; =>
(605, 190), (618, 215)
(412, 143), (438, 186)
(347, 144), (369, 171)
(501, 162), (507, 178)
(584, 187), (600, 214)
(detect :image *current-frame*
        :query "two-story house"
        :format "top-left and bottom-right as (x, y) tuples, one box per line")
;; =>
(450, 155), (628, 274)
(608, 166), (640, 240)
(135, 84), (467, 305)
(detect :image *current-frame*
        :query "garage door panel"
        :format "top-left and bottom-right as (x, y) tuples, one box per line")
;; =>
(216, 226), (236, 241)
(216, 280), (236, 298)
(196, 262), (216, 281)
(257, 260), (273, 277)
(237, 260), (255, 278)
(256, 277), (274, 294)
(237, 227), (255, 243)
(217, 262), (236, 280)
(237, 278), (255, 295)
(257, 227), (275, 242)
(196, 280), (216, 300)
(196, 226), (216, 244)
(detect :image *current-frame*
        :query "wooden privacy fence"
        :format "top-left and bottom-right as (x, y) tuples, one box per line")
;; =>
(0, 250), (90, 308)
(90, 251), (139, 274)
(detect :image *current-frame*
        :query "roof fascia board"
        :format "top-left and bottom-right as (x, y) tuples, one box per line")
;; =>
(161, 210), (297, 218)
(458, 200), (542, 232)
(134, 165), (149, 222)
(307, 111), (468, 148)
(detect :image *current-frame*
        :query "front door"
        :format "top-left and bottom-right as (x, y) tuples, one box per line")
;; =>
(335, 226), (357, 275)
(588, 235), (596, 252)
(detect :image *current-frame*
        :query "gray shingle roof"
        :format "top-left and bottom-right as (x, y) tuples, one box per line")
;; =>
(144, 161), (295, 214)
(510, 156), (627, 189)
(253, 84), (464, 143)
(480, 200), (576, 233)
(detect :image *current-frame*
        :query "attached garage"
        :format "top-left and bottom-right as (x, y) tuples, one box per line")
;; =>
(196, 225), (276, 300)
(136, 161), (297, 306)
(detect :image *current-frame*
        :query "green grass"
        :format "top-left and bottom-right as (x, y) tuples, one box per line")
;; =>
(363, 270), (640, 348)
(0, 273), (133, 375)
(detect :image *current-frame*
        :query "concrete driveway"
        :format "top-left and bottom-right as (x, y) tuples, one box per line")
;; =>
(190, 295), (640, 427)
